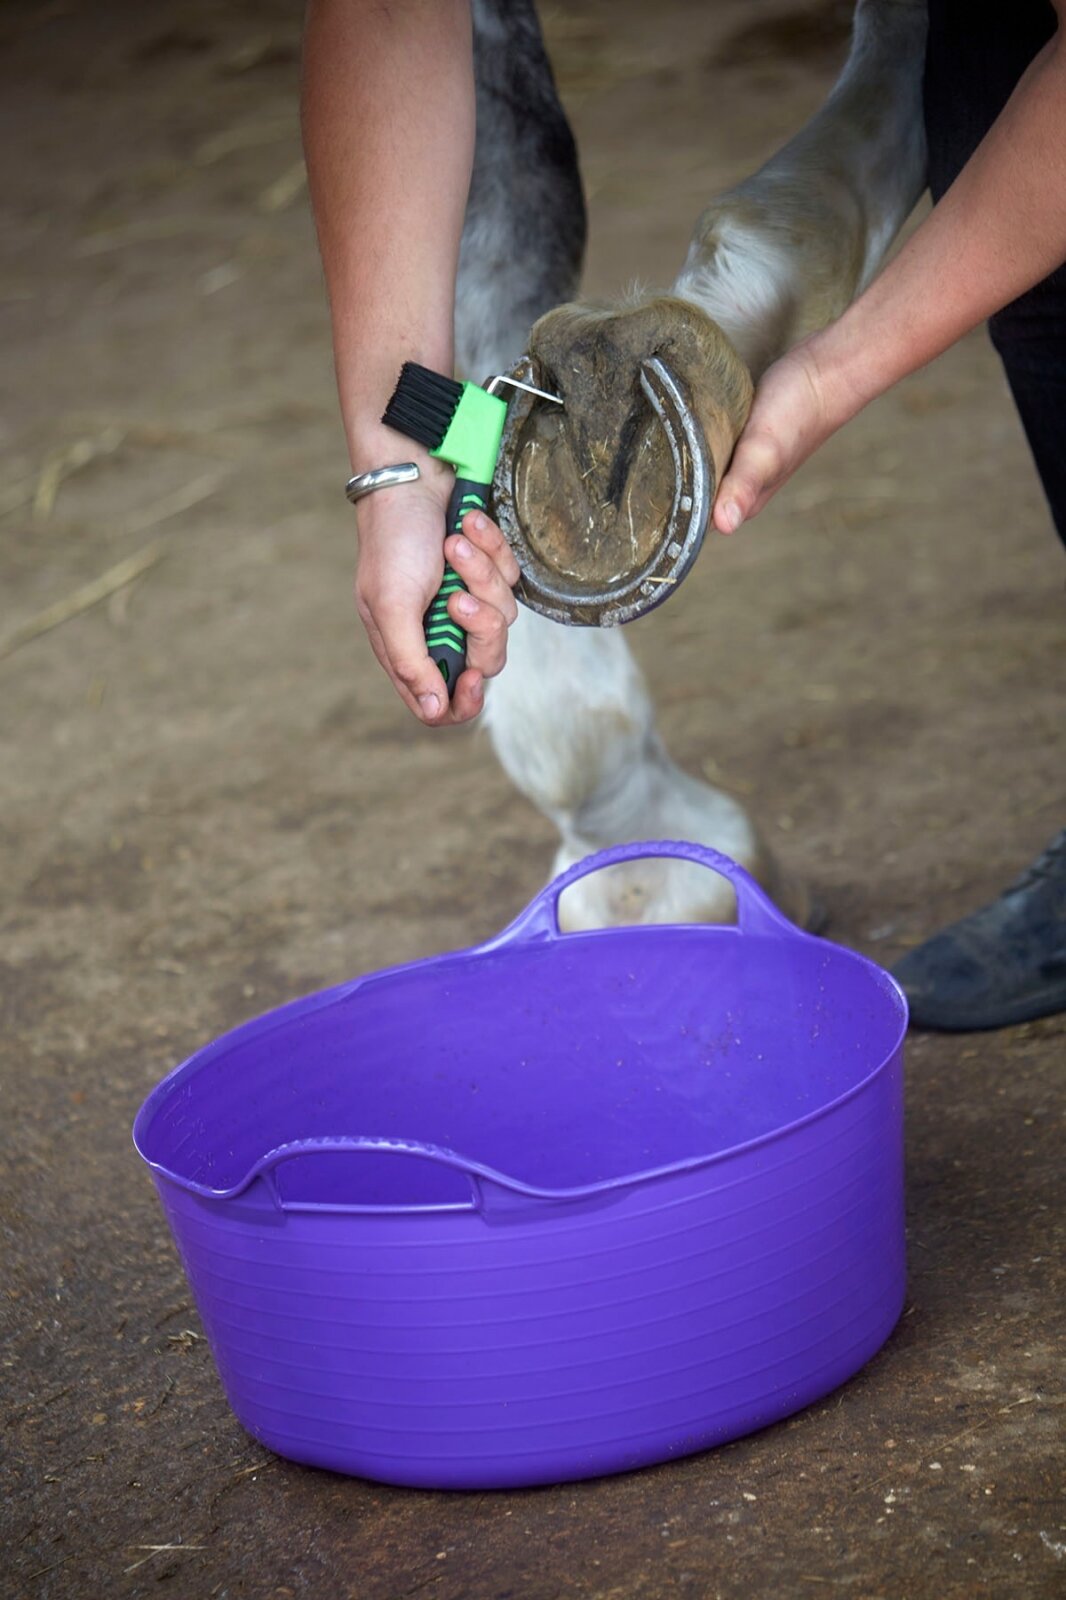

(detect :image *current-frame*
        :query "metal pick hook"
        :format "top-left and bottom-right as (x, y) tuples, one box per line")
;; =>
(486, 373), (564, 406)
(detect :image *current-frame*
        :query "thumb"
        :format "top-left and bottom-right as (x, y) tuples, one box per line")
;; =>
(713, 430), (785, 534)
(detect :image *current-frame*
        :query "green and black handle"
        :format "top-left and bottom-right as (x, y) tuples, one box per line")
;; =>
(382, 363), (509, 693)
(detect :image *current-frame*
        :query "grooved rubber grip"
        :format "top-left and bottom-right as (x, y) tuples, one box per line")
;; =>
(423, 477), (491, 694)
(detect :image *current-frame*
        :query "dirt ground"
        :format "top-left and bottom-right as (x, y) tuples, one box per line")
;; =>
(2, 1), (1064, 1596)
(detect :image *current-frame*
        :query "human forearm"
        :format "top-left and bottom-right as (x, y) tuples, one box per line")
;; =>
(814, 21), (1066, 424)
(302, 1), (516, 728)
(714, 13), (1066, 532)
(301, 0), (474, 470)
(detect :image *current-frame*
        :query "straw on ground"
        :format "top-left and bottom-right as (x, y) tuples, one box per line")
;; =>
(0, 543), (167, 662)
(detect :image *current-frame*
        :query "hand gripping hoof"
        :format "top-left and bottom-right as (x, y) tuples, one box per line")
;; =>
(492, 354), (712, 627)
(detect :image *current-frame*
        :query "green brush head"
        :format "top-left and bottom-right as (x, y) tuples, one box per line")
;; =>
(383, 363), (508, 483)
(434, 383), (507, 482)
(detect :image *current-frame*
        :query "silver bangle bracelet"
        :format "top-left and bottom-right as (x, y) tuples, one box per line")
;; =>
(345, 463), (421, 504)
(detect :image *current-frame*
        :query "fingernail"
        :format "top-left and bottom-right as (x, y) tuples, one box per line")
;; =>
(469, 511), (487, 532)
(721, 501), (741, 533)
(455, 593), (477, 617)
(453, 536), (472, 559)
(419, 693), (440, 718)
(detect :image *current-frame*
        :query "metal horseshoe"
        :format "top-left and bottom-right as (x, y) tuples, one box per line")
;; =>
(491, 353), (713, 627)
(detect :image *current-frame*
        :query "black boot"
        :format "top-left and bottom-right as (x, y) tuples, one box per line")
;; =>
(891, 830), (1066, 1031)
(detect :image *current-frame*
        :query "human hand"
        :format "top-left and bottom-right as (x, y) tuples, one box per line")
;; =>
(353, 469), (521, 727)
(712, 338), (855, 533)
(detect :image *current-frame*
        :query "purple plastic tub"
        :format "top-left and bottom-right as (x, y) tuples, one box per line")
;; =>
(134, 841), (907, 1490)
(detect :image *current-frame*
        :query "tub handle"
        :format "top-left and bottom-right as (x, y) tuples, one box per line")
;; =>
(492, 839), (803, 943)
(251, 1135), (542, 1216)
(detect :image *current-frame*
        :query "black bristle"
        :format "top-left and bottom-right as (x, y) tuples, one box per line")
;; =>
(382, 362), (464, 450)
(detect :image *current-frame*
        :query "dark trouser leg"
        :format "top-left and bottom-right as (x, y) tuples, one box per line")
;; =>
(891, 1), (1066, 1029)
(989, 330), (1066, 548)
(923, 0), (1066, 548)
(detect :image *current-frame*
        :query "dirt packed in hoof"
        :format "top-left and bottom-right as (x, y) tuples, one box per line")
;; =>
(514, 397), (676, 586)
(2, 1), (1063, 1598)
(516, 297), (751, 591)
